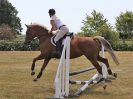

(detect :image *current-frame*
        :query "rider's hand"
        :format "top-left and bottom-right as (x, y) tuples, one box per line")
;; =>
(48, 31), (52, 34)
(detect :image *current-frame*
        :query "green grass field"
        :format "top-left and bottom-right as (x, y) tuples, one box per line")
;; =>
(0, 51), (133, 99)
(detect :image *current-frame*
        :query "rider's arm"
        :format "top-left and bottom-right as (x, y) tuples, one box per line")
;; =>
(49, 20), (57, 33)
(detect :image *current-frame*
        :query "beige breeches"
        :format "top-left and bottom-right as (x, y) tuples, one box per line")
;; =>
(54, 26), (69, 42)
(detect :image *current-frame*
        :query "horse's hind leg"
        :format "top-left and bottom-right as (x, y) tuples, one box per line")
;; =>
(97, 55), (117, 78)
(85, 56), (102, 75)
(90, 60), (102, 75)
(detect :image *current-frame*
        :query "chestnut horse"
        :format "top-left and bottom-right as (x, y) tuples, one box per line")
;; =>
(25, 24), (119, 81)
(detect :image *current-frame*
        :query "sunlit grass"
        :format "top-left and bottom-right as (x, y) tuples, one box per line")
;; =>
(0, 51), (133, 99)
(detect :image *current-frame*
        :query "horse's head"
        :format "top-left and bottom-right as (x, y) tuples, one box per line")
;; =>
(24, 24), (49, 44)
(25, 24), (36, 44)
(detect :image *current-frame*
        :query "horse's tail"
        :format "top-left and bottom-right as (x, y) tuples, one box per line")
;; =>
(94, 36), (120, 65)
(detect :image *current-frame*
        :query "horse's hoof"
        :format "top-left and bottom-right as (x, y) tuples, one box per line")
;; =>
(113, 73), (117, 78)
(31, 71), (35, 76)
(103, 85), (107, 90)
(33, 78), (38, 82)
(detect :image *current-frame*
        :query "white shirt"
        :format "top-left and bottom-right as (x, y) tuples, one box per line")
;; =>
(50, 15), (65, 29)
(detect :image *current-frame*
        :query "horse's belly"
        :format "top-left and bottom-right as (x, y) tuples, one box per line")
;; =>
(70, 48), (83, 59)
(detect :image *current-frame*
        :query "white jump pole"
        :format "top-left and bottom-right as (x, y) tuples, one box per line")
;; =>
(54, 39), (67, 98)
(65, 36), (70, 97)
(54, 36), (108, 98)
(101, 44), (108, 79)
(54, 36), (70, 98)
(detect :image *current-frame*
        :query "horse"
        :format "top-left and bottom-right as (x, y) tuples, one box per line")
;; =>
(24, 23), (119, 81)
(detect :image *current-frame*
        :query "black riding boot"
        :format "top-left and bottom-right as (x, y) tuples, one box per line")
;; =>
(56, 41), (62, 57)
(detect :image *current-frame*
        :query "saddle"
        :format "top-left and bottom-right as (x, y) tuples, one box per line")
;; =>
(51, 32), (74, 58)
(51, 32), (74, 47)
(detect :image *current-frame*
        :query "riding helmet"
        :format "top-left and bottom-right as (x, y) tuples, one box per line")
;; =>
(48, 8), (56, 16)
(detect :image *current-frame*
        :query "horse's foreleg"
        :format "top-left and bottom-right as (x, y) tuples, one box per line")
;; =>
(31, 54), (44, 76)
(34, 59), (51, 81)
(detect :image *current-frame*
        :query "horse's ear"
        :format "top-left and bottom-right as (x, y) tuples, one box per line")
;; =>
(25, 24), (29, 28)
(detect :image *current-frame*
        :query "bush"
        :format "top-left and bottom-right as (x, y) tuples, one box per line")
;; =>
(76, 31), (91, 37)
(112, 42), (133, 51)
(96, 25), (120, 45)
(0, 37), (132, 51)
(0, 24), (17, 40)
(0, 40), (39, 51)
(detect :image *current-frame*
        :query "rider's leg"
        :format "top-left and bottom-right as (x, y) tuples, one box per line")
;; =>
(54, 26), (69, 54)
(54, 26), (69, 42)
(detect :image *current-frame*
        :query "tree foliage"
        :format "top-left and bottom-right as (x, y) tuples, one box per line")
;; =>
(77, 10), (119, 45)
(115, 11), (133, 39)
(0, 0), (22, 34)
(96, 25), (119, 45)
(81, 10), (109, 36)
(0, 24), (16, 40)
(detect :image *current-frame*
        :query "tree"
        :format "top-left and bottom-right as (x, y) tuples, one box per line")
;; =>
(81, 10), (109, 36)
(96, 25), (119, 45)
(0, 0), (22, 34)
(115, 11), (133, 40)
(0, 24), (16, 40)
(78, 10), (119, 45)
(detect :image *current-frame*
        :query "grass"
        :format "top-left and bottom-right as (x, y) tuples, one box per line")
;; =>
(0, 51), (133, 99)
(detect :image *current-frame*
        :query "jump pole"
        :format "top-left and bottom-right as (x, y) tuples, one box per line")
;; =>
(68, 42), (108, 96)
(69, 66), (95, 76)
(54, 36), (108, 98)
(54, 36), (70, 98)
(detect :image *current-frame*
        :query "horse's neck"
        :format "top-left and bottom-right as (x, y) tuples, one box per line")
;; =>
(37, 32), (53, 44)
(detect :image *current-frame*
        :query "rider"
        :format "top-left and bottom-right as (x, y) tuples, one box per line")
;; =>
(48, 8), (69, 55)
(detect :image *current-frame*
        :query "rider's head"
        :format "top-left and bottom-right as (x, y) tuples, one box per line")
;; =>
(48, 8), (56, 17)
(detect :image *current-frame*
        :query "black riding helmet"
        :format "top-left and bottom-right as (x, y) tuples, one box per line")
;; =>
(48, 8), (56, 16)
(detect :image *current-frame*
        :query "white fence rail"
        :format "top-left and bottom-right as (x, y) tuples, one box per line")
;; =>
(54, 36), (70, 98)
(54, 36), (108, 98)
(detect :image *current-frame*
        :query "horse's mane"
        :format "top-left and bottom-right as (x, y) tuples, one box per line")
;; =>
(30, 23), (49, 32)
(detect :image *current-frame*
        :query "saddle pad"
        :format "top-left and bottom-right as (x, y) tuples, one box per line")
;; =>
(50, 32), (74, 46)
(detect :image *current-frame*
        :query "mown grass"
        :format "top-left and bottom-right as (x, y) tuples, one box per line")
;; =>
(0, 51), (133, 99)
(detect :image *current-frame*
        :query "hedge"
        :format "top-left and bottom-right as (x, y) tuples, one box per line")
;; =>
(112, 42), (133, 51)
(0, 40), (133, 51)
(0, 41), (39, 51)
